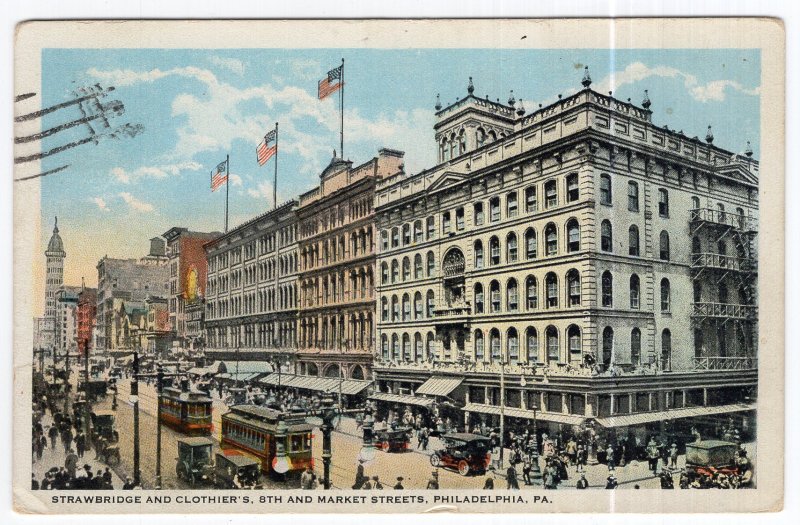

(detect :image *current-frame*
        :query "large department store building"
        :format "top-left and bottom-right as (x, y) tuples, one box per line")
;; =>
(372, 72), (758, 437)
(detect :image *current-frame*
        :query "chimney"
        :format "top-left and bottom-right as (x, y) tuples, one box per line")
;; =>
(376, 148), (405, 179)
(149, 237), (166, 257)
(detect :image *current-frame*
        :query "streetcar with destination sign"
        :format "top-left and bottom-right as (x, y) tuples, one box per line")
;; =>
(158, 385), (213, 435)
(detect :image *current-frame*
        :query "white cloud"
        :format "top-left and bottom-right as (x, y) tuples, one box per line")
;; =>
(595, 62), (760, 103)
(110, 161), (203, 184)
(290, 59), (321, 81)
(90, 196), (109, 211)
(229, 174), (243, 187)
(118, 192), (154, 213)
(209, 56), (245, 76)
(247, 181), (275, 201)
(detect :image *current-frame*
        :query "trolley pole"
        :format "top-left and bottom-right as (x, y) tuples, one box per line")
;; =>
(131, 346), (141, 487)
(155, 362), (163, 489)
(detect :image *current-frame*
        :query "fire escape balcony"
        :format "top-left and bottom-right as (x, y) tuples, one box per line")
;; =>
(689, 208), (757, 232)
(692, 356), (758, 371)
(691, 252), (756, 273)
(692, 302), (757, 321)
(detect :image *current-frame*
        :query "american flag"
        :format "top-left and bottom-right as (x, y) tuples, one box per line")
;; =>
(256, 128), (277, 166)
(318, 65), (343, 100)
(210, 160), (228, 192)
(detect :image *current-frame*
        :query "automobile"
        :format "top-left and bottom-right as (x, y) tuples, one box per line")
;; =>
(685, 440), (740, 478)
(90, 410), (120, 465)
(176, 437), (214, 486)
(213, 452), (262, 489)
(430, 433), (492, 476)
(374, 427), (413, 453)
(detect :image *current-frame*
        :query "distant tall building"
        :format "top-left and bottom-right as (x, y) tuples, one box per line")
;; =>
(77, 281), (97, 357)
(54, 286), (81, 356)
(41, 217), (66, 351)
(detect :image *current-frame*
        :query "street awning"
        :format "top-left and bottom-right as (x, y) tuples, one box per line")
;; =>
(415, 376), (464, 397)
(368, 392), (435, 409)
(594, 403), (756, 428)
(217, 372), (259, 382)
(463, 403), (586, 426)
(259, 373), (370, 396)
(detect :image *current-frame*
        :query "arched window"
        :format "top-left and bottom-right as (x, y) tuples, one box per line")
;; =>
(474, 330), (485, 361)
(691, 196), (701, 210)
(545, 326), (559, 363)
(391, 227), (399, 248)
(526, 276), (538, 309)
(474, 240), (484, 269)
(507, 191), (518, 217)
(458, 130), (466, 154)
(414, 254), (423, 279)
(449, 133), (457, 160)
(507, 328), (519, 363)
(525, 228), (537, 259)
(507, 278), (519, 311)
(525, 186), (537, 213)
(717, 203), (726, 223)
(380, 230), (389, 251)
(566, 219), (580, 252)
(381, 262), (389, 284)
(402, 224), (411, 246)
(414, 333), (423, 361)
(413, 220), (423, 243)
(426, 332), (435, 361)
(660, 278), (671, 312)
(391, 295), (399, 322)
(391, 260), (399, 283)
(567, 325), (581, 358)
(601, 271), (613, 307)
(629, 225), (640, 256)
(490, 280), (501, 312)
(630, 274), (640, 309)
(526, 327), (539, 362)
(476, 128), (486, 148)
(490, 329), (501, 361)
(659, 230), (670, 261)
(567, 173), (580, 202)
(507, 232), (518, 262)
(489, 236), (501, 265)
(488, 130), (497, 142)
(599, 174), (612, 205)
(402, 257), (411, 281)
(474, 283), (484, 314)
(402, 294), (411, 321)
(631, 328), (641, 366)
(391, 334), (400, 360)
(381, 297), (389, 321)
(545, 272), (558, 308)
(440, 138), (449, 162)
(381, 334), (389, 360)
(736, 207), (746, 229)
(661, 329), (672, 370)
(602, 327), (614, 366)
(426, 251), (435, 277)
(489, 197), (500, 222)
(473, 202), (484, 226)
(426, 290), (435, 318)
(545, 180), (558, 208)
(414, 292), (423, 319)
(426, 216), (435, 240)
(567, 269), (581, 306)
(658, 188), (670, 217)
(601, 220), (612, 252)
(545, 223), (558, 256)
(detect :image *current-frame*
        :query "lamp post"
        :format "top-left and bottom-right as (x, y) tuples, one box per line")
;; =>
(131, 344), (141, 487)
(530, 406), (542, 485)
(319, 394), (337, 489)
(155, 362), (164, 489)
(358, 405), (376, 465)
(272, 414), (290, 483)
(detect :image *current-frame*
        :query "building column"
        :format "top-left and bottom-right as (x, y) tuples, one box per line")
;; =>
(610, 393), (616, 415)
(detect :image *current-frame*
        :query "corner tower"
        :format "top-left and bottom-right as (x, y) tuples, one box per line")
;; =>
(44, 217), (66, 321)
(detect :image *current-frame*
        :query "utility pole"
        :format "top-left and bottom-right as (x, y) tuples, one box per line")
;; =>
(131, 345), (140, 487)
(83, 341), (91, 436)
(155, 362), (163, 489)
(499, 359), (505, 470)
(320, 394), (336, 489)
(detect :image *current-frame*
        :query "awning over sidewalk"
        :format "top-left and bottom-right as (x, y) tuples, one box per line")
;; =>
(415, 376), (464, 397)
(463, 403), (586, 426)
(368, 392), (435, 409)
(217, 372), (260, 382)
(259, 373), (370, 396)
(594, 403), (756, 428)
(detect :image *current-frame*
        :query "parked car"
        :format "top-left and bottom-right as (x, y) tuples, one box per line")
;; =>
(430, 433), (492, 476)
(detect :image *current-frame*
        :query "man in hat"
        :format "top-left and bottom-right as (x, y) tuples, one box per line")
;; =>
(426, 470), (439, 490)
(370, 475), (384, 489)
(576, 473), (589, 489)
(506, 464), (520, 490)
(122, 477), (135, 490)
(64, 448), (79, 479)
(393, 477), (404, 490)
(669, 443), (679, 469)
(300, 466), (315, 490)
(605, 474), (618, 489)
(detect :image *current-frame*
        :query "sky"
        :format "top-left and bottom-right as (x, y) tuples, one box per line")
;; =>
(33, 48), (760, 316)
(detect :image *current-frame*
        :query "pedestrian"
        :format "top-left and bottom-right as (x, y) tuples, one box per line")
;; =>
(660, 470), (675, 489)
(576, 444), (587, 472)
(352, 463), (367, 490)
(102, 467), (113, 488)
(48, 424), (59, 449)
(64, 449), (79, 479)
(393, 477), (404, 490)
(300, 466), (315, 490)
(122, 477), (134, 490)
(426, 470), (439, 490)
(576, 473), (589, 489)
(506, 464), (520, 490)
(646, 438), (660, 474)
(31, 474), (39, 490)
(566, 438), (577, 466)
(606, 443), (616, 471)
(669, 443), (679, 469)
(605, 474), (618, 489)
(522, 455), (532, 485)
(370, 476), (384, 489)
(62, 426), (74, 455)
(35, 434), (45, 461)
(76, 431), (86, 458)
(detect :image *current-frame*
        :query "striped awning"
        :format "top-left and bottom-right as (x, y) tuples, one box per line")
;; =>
(259, 373), (370, 396)
(594, 403), (756, 428)
(368, 392), (435, 409)
(217, 372), (259, 382)
(463, 403), (586, 426)
(415, 377), (464, 397)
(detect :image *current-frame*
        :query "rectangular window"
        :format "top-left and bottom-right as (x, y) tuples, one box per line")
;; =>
(628, 181), (639, 212)
(442, 212), (451, 234)
(426, 217), (435, 240)
(600, 174), (612, 205)
(545, 181), (557, 208)
(402, 225), (411, 245)
(489, 198), (501, 222)
(456, 208), (465, 231)
(474, 203), (484, 226)
(525, 186), (537, 213)
(659, 189), (670, 217)
(566, 174), (579, 202)
(507, 192), (518, 217)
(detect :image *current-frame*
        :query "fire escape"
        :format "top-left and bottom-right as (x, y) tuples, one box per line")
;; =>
(689, 207), (758, 370)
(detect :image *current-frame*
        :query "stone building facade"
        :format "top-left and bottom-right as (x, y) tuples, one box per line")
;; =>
(76, 285), (97, 356)
(41, 218), (66, 351)
(54, 286), (81, 356)
(295, 149), (404, 381)
(204, 201), (299, 363)
(373, 74), (758, 437)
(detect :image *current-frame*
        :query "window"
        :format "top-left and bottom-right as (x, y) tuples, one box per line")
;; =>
(414, 292), (423, 319)
(477, 128), (486, 148)
(630, 274), (640, 309)
(414, 254), (423, 279)
(659, 230), (670, 261)
(489, 236), (500, 265)
(545, 272), (558, 308)
(628, 181), (639, 212)
(455, 207), (465, 231)
(526, 327), (539, 362)
(490, 281), (501, 312)
(567, 269), (581, 306)
(524, 228), (537, 259)
(381, 230), (389, 251)
(402, 294), (411, 321)
(442, 212), (451, 234)
(474, 241), (484, 269)
(507, 328), (519, 363)
(489, 197), (501, 222)
(601, 271), (613, 307)
(391, 295), (399, 322)
(545, 180), (557, 208)
(507, 278), (519, 311)
(413, 220), (423, 243)
(391, 334), (400, 360)
(658, 188), (669, 217)
(718, 282), (728, 303)
(546, 326), (559, 363)
(402, 257), (411, 281)
(567, 219), (580, 252)
(507, 192), (518, 217)
(391, 260), (399, 283)
(601, 220), (612, 252)
(602, 327), (614, 366)
(474, 284), (484, 314)
(381, 297), (388, 321)
(490, 329), (501, 361)
(426, 252), (435, 277)
(473, 202), (484, 226)
(415, 333), (423, 361)
(545, 223), (558, 256)
(691, 196), (701, 210)
(381, 334), (389, 360)
(660, 278), (671, 312)
(599, 174), (611, 205)
(458, 131), (466, 154)
(631, 328), (641, 366)
(526, 276), (538, 309)
(474, 330), (485, 361)
(402, 224), (411, 245)
(426, 290), (435, 318)
(441, 139), (450, 162)
(628, 225), (640, 256)
(426, 216), (435, 240)
(716, 203), (726, 223)
(525, 186), (537, 213)
(568, 325), (581, 357)
(694, 281), (702, 303)
(381, 262), (389, 284)
(661, 329), (672, 371)
(507, 233), (518, 262)
(736, 207), (746, 229)
(567, 173), (580, 202)
(391, 227), (399, 248)
(426, 332), (435, 360)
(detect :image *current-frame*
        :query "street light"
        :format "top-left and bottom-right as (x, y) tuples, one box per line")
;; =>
(358, 405), (376, 465)
(319, 394), (337, 489)
(272, 415), (290, 480)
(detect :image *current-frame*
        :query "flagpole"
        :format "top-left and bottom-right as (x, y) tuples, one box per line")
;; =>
(274, 122), (278, 210)
(340, 57), (344, 159)
(225, 154), (230, 233)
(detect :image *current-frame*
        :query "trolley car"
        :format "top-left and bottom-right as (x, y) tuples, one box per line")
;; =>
(220, 405), (313, 478)
(158, 386), (213, 435)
